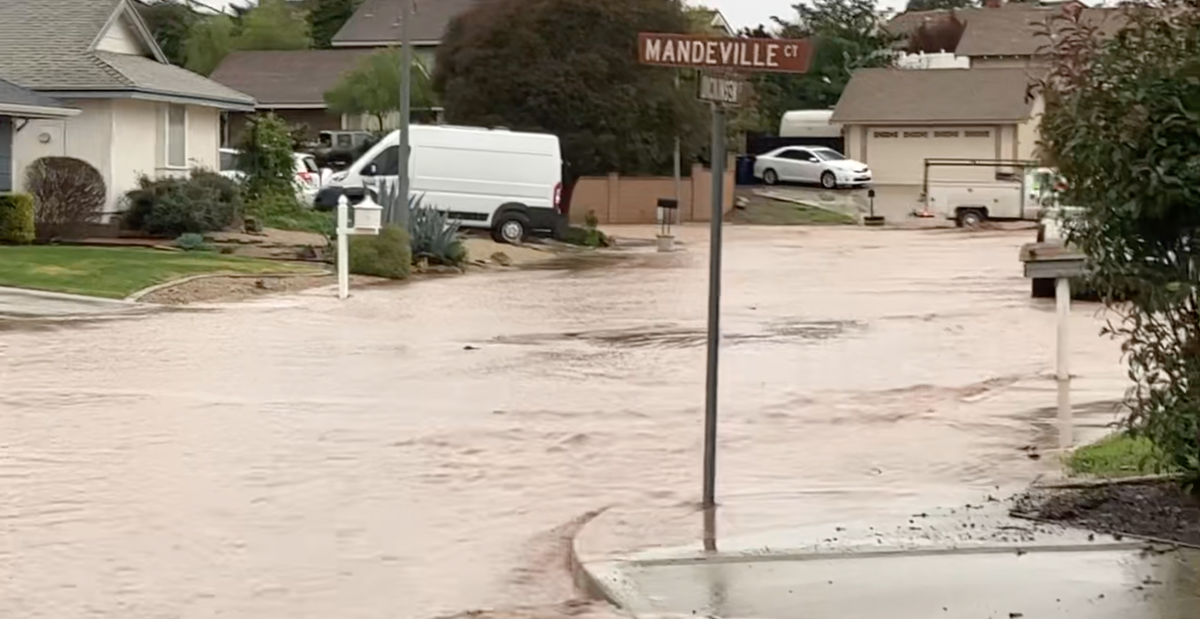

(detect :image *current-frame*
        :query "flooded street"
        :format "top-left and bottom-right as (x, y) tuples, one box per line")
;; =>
(0, 226), (1129, 618)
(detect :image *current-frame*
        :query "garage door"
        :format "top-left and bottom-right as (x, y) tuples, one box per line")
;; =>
(865, 127), (999, 185)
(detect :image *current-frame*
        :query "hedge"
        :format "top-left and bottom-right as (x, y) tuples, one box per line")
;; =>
(0, 193), (35, 244)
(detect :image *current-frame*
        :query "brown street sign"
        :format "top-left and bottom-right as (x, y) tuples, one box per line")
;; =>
(639, 33), (812, 73)
(697, 73), (743, 106)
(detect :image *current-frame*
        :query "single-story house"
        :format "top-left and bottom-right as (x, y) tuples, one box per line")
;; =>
(210, 0), (473, 143)
(831, 67), (1041, 209)
(0, 0), (255, 216)
(0, 79), (80, 193)
(210, 49), (376, 144)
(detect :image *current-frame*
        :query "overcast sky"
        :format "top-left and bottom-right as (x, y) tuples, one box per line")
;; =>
(703, 0), (908, 30)
(206, 0), (913, 31)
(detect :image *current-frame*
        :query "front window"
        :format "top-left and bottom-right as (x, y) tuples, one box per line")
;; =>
(166, 104), (187, 167)
(366, 146), (399, 176)
(812, 148), (846, 162)
(219, 150), (237, 172)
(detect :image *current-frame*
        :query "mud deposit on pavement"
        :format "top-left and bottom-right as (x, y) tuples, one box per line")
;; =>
(1, 227), (1133, 618)
(1016, 483), (1200, 547)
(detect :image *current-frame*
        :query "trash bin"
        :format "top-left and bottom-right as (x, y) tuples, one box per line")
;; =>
(735, 155), (758, 186)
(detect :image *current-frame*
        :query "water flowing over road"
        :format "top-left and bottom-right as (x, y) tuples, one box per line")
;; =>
(0, 227), (1128, 618)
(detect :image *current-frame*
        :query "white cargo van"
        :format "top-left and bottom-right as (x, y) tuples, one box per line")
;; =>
(316, 125), (564, 244)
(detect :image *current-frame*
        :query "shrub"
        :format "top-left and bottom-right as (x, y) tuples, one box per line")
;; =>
(237, 113), (296, 200)
(124, 170), (242, 236)
(1033, 3), (1200, 483)
(246, 192), (334, 237)
(349, 224), (412, 279)
(25, 156), (105, 239)
(175, 232), (208, 251)
(0, 193), (35, 244)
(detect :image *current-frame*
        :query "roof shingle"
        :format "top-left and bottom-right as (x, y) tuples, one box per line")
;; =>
(0, 0), (253, 108)
(332, 0), (483, 46)
(831, 68), (1037, 124)
(210, 49), (378, 107)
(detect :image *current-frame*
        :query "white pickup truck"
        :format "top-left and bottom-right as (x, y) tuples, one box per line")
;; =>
(920, 159), (1066, 227)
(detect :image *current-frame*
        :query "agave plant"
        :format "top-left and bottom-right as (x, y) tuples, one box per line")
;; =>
(409, 201), (465, 265)
(370, 178), (414, 227)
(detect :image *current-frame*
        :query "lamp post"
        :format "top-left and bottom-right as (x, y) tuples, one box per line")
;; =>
(397, 0), (414, 217)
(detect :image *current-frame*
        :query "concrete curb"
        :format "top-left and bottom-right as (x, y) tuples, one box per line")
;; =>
(124, 270), (331, 302)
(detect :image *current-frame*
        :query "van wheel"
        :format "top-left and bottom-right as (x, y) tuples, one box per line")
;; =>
(492, 212), (530, 245)
(763, 169), (779, 185)
(957, 209), (985, 228)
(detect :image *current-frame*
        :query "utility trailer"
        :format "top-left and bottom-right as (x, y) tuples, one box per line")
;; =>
(920, 158), (1064, 227)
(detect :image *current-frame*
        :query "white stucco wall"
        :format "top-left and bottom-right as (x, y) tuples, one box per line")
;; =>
(12, 99), (115, 208)
(1017, 95), (1045, 162)
(110, 99), (158, 207)
(187, 106), (221, 172)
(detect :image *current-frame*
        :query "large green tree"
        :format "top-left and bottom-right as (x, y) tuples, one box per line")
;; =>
(183, 0), (312, 76)
(433, 0), (709, 179)
(136, 0), (199, 66)
(324, 48), (437, 129)
(1033, 3), (1200, 483)
(305, 0), (360, 48)
(749, 0), (900, 127)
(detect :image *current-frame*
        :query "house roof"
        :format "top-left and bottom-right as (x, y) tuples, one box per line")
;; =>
(0, 77), (80, 118)
(956, 4), (1123, 57)
(0, 0), (254, 109)
(888, 2), (1123, 58)
(831, 68), (1037, 124)
(210, 49), (377, 107)
(332, 0), (483, 46)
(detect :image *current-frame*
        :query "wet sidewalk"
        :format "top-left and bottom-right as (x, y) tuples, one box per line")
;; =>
(575, 500), (1200, 619)
(0, 286), (147, 318)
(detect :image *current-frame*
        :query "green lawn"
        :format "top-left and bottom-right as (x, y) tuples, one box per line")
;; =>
(1067, 433), (1166, 478)
(0, 245), (315, 299)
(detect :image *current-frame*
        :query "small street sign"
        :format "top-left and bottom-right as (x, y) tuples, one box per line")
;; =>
(697, 73), (743, 106)
(638, 33), (813, 73)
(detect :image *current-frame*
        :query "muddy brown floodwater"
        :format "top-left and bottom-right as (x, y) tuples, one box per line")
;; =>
(1, 227), (1129, 619)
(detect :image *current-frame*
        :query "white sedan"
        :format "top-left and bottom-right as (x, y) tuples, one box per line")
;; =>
(753, 146), (872, 189)
(219, 148), (324, 205)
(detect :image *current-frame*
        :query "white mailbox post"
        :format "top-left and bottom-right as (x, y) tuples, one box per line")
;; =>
(337, 193), (383, 300)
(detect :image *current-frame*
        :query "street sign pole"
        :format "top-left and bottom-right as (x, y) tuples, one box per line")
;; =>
(702, 104), (726, 509)
(636, 32), (813, 511)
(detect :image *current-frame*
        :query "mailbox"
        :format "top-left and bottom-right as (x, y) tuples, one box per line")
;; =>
(353, 193), (383, 235)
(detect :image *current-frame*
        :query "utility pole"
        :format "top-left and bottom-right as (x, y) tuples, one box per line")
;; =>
(397, 0), (414, 212)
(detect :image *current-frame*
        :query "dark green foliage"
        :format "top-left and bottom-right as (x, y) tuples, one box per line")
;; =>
(237, 113), (297, 201)
(0, 193), (35, 245)
(1033, 3), (1200, 483)
(136, 0), (199, 66)
(325, 47), (437, 129)
(306, 0), (360, 48)
(434, 0), (709, 178)
(247, 192), (335, 236)
(349, 224), (412, 279)
(747, 0), (900, 126)
(124, 171), (242, 236)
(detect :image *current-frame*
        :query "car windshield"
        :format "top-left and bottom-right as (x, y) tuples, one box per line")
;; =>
(812, 149), (846, 162)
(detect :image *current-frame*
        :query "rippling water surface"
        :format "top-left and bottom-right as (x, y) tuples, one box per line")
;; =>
(0, 227), (1127, 618)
